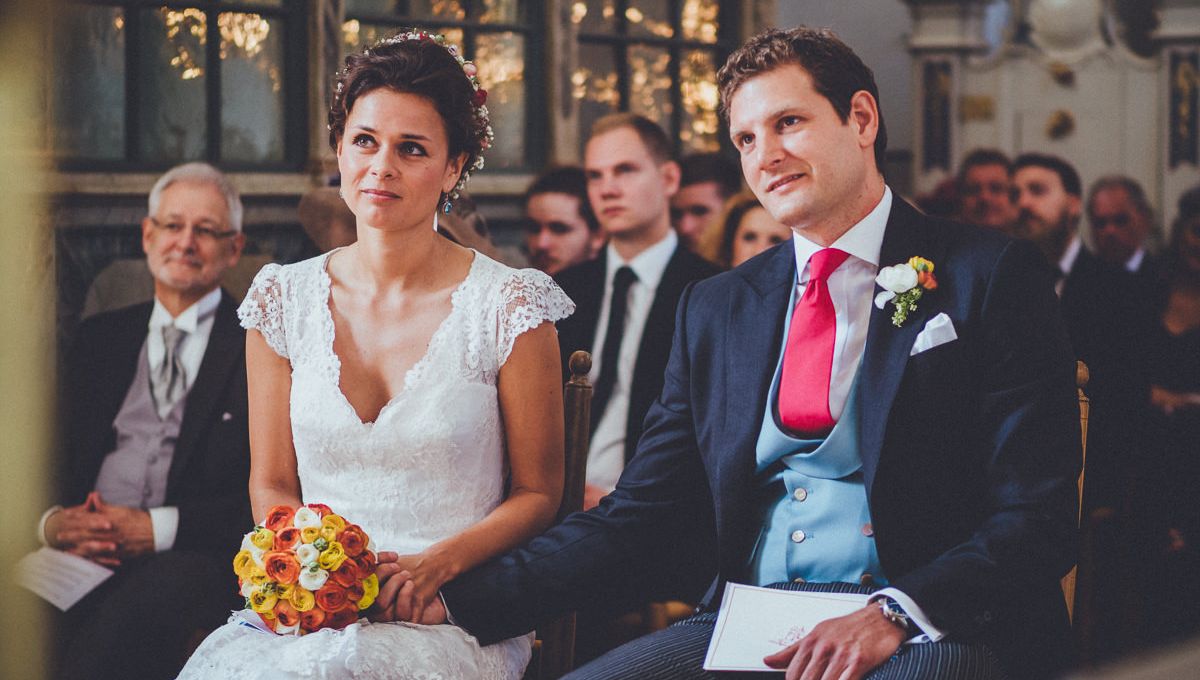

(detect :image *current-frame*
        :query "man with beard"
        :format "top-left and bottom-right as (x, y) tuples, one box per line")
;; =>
(1014, 153), (1153, 659)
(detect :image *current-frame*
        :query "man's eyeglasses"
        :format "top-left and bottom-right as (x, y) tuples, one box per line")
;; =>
(149, 217), (238, 243)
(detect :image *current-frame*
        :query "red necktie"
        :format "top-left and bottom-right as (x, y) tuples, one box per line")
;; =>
(778, 248), (850, 436)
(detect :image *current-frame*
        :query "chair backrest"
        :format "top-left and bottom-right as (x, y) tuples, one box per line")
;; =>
(525, 351), (592, 680)
(1062, 360), (1090, 623)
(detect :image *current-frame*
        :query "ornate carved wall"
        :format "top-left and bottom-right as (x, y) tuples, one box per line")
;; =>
(905, 0), (1200, 233)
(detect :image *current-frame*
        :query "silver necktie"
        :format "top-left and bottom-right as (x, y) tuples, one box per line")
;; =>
(152, 325), (188, 419)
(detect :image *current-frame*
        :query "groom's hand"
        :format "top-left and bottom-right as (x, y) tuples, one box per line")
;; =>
(369, 553), (448, 625)
(763, 604), (905, 680)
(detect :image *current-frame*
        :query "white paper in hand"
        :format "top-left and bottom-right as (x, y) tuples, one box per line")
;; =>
(14, 547), (114, 611)
(703, 583), (868, 672)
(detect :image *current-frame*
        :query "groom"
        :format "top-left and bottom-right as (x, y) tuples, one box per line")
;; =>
(387, 27), (1081, 679)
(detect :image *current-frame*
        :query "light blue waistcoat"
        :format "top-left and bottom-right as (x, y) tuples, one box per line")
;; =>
(748, 279), (886, 587)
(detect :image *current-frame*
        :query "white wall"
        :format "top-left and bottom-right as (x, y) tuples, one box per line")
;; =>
(775, 0), (915, 152)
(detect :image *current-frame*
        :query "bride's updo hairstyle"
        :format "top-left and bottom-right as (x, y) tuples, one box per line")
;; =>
(328, 30), (493, 202)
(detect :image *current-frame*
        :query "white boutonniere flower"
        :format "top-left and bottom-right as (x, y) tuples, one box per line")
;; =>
(874, 257), (938, 327)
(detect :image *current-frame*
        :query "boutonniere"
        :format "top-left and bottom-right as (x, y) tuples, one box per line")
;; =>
(874, 257), (938, 327)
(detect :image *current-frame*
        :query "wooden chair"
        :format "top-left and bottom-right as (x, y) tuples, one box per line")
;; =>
(1062, 359), (1090, 623)
(523, 350), (593, 680)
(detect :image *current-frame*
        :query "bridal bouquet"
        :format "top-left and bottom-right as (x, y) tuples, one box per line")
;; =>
(233, 504), (380, 635)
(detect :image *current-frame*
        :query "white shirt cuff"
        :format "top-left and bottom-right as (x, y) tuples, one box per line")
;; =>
(439, 591), (458, 625)
(37, 505), (63, 546)
(148, 506), (179, 552)
(870, 587), (947, 643)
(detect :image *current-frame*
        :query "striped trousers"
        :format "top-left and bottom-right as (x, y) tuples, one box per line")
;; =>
(564, 582), (1007, 680)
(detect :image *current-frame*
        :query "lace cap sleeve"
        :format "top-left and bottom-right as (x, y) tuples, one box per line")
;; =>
(238, 263), (289, 359)
(497, 268), (575, 366)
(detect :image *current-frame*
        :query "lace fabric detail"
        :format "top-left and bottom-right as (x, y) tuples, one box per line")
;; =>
(182, 250), (571, 679)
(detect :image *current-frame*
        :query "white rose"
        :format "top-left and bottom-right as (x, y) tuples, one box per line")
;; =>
(293, 507), (322, 529)
(240, 533), (257, 553)
(876, 264), (918, 293)
(275, 622), (301, 636)
(298, 565), (329, 591)
(296, 544), (320, 566)
(240, 581), (256, 598)
(249, 546), (265, 569)
(874, 290), (896, 310)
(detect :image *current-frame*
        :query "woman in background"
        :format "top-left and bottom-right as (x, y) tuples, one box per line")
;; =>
(698, 192), (792, 268)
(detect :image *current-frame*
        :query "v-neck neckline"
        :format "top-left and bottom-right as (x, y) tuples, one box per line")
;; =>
(319, 248), (480, 426)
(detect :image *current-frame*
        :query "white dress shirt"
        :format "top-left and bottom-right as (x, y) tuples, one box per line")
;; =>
(38, 287), (222, 552)
(1056, 235), (1083, 298)
(790, 187), (891, 420)
(587, 229), (679, 492)
(1124, 247), (1146, 273)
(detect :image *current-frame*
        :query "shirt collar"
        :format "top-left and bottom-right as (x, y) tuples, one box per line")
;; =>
(1124, 247), (1145, 273)
(149, 287), (222, 334)
(606, 228), (678, 291)
(791, 186), (891, 282)
(1059, 235), (1082, 277)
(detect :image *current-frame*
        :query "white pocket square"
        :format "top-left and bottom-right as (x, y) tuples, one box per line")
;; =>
(910, 312), (958, 356)
(221, 412), (233, 421)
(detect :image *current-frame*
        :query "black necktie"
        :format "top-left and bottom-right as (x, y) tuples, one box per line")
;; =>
(591, 266), (638, 432)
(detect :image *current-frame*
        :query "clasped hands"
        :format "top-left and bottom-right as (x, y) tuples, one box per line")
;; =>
(367, 551), (450, 625)
(44, 491), (155, 567)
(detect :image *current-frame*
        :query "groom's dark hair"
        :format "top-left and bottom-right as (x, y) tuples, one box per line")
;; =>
(717, 26), (888, 174)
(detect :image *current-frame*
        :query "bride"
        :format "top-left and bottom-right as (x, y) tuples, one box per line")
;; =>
(179, 31), (574, 679)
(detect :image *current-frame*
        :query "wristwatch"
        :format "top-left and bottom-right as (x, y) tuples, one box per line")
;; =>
(878, 598), (914, 636)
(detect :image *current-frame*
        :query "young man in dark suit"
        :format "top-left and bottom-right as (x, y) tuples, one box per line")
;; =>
(42, 163), (253, 680)
(383, 28), (1080, 680)
(553, 113), (720, 511)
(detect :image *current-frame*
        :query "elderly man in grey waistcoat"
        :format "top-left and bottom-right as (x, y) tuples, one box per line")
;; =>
(42, 162), (253, 680)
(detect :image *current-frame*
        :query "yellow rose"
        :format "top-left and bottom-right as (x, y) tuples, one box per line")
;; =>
(289, 586), (316, 612)
(319, 525), (338, 543)
(249, 566), (271, 586)
(907, 256), (934, 273)
(276, 583), (294, 600)
(357, 574), (379, 610)
(300, 526), (321, 543)
(233, 550), (255, 578)
(318, 541), (347, 571)
(250, 527), (275, 551)
(249, 589), (278, 613)
(321, 514), (347, 533)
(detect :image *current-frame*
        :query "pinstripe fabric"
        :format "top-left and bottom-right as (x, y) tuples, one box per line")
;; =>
(563, 583), (1007, 680)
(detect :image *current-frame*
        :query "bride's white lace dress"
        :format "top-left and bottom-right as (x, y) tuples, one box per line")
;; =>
(178, 249), (574, 679)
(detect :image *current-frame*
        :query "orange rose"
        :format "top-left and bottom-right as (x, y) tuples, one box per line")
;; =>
(325, 606), (358, 630)
(337, 525), (368, 557)
(298, 606), (326, 632)
(263, 550), (300, 585)
(330, 560), (361, 588)
(258, 612), (276, 630)
(918, 270), (938, 291)
(274, 598), (301, 628)
(354, 551), (376, 574)
(263, 506), (296, 533)
(345, 580), (365, 603)
(274, 527), (302, 551)
(306, 503), (333, 517)
(315, 582), (350, 612)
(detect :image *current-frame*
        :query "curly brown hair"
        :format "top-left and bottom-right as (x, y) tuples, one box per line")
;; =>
(328, 36), (484, 190)
(717, 27), (888, 174)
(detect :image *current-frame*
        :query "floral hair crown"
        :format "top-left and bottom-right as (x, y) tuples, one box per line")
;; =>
(336, 29), (495, 204)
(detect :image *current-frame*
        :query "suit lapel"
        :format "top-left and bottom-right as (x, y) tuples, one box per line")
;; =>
(717, 244), (794, 544)
(857, 200), (944, 493)
(168, 291), (242, 492)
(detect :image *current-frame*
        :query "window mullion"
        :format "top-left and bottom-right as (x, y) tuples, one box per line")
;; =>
(206, 5), (222, 162)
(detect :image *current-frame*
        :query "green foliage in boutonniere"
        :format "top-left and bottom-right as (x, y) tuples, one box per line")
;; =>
(874, 257), (938, 327)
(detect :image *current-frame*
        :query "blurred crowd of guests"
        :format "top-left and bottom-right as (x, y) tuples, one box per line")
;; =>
(42, 110), (1200, 677)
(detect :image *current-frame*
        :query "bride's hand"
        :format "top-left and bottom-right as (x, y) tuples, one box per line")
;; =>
(370, 550), (455, 624)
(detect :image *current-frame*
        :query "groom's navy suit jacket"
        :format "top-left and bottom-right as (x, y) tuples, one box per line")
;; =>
(443, 199), (1081, 678)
